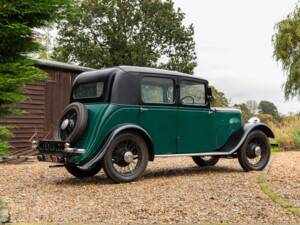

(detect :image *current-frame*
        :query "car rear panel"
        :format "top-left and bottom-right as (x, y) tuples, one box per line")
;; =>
(69, 103), (140, 165)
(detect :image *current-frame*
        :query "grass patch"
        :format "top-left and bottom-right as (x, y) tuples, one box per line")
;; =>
(269, 115), (300, 150)
(271, 146), (279, 155)
(0, 196), (9, 223)
(0, 198), (4, 208)
(259, 171), (300, 217)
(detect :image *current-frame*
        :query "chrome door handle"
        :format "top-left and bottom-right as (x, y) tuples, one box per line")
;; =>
(140, 107), (149, 112)
(208, 109), (215, 115)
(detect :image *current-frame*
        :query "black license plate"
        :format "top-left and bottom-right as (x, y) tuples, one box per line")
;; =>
(37, 140), (66, 154)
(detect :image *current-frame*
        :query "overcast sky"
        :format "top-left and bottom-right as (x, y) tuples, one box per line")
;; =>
(173, 0), (299, 114)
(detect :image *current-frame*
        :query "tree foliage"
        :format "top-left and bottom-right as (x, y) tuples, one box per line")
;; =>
(234, 103), (253, 123)
(273, 5), (300, 99)
(53, 0), (197, 74)
(211, 86), (229, 107)
(258, 100), (279, 118)
(0, 0), (70, 155)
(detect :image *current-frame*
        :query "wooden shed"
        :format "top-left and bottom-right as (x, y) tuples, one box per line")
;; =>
(1, 59), (93, 155)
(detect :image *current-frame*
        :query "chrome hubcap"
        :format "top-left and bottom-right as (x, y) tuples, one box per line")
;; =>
(124, 151), (134, 163)
(254, 146), (261, 157)
(61, 119), (69, 130)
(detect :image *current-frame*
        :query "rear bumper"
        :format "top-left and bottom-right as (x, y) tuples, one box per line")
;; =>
(33, 140), (85, 163)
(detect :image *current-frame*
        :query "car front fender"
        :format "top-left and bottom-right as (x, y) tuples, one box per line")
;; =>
(218, 122), (275, 155)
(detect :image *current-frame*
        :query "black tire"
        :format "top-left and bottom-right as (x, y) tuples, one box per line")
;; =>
(102, 132), (149, 183)
(65, 163), (102, 178)
(55, 102), (88, 144)
(192, 156), (219, 167)
(238, 130), (271, 171)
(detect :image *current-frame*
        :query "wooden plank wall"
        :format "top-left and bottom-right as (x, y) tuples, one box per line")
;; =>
(1, 81), (46, 154)
(1, 68), (80, 155)
(44, 69), (77, 139)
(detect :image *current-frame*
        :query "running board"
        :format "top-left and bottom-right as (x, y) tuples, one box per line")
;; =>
(155, 151), (236, 157)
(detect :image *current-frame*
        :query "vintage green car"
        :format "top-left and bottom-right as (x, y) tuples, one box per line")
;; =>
(35, 66), (274, 183)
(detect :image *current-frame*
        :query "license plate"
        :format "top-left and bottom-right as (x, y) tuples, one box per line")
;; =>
(37, 140), (66, 154)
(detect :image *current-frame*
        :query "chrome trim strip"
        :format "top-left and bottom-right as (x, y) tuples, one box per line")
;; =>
(155, 152), (232, 157)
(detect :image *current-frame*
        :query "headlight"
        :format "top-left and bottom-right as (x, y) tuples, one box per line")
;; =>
(248, 117), (260, 123)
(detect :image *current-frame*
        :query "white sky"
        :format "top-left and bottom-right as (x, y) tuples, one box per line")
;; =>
(173, 0), (300, 114)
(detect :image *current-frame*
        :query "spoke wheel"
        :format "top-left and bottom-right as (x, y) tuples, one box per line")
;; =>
(102, 132), (149, 183)
(111, 140), (141, 176)
(238, 130), (271, 171)
(56, 102), (88, 144)
(192, 156), (219, 167)
(65, 163), (102, 178)
(60, 109), (78, 140)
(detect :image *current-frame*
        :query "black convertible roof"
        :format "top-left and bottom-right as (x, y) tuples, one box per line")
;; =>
(118, 65), (194, 77)
(75, 65), (205, 82)
(72, 65), (208, 104)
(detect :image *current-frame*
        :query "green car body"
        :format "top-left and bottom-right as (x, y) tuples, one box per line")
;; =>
(72, 103), (242, 165)
(36, 66), (274, 182)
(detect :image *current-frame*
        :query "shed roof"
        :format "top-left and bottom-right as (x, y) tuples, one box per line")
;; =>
(34, 59), (94, 72)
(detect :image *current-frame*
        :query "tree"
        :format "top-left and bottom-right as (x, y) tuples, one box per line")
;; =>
(234, 103), (253, 123)
(0, 0), (70, 155)
(211, 86), (229, 107)
(53, 0), (197, 74)
(273, 5), (300, 99)
(258, 100), (279, 118)
(246, 100), (257, 114)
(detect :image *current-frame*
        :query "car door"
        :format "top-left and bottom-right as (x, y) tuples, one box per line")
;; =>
(139, 74), (178, 155)
(177, 78), (216, 153)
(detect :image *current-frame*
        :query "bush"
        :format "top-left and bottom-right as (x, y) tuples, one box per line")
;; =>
(269, 115), (300, 150)
(0, 0), (70, 155)
(257, 114), (274, 124)
(0, 126), (13, 156)
(293, 127), (300, 146)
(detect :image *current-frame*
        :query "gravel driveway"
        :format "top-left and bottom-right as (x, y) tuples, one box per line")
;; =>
(0, 156), (299, 224)
(267, 151), (300, 208)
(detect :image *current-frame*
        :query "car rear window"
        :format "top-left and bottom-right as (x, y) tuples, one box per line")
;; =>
(73, 82), (104, 99)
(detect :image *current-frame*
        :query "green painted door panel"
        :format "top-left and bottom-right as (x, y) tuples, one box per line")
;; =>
(177, 107), (216, 153)
(139, 105), (177, 154)
(214, 108), (242, 149)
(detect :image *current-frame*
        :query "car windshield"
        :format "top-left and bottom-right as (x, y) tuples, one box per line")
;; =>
(73, 82), (104, 99)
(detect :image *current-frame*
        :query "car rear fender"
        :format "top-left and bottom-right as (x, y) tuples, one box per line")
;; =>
(81, 124), (154, 169)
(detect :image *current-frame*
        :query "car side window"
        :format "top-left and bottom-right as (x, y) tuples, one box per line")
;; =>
(180, 80), (206, 106)
(141, 76), (174, 104)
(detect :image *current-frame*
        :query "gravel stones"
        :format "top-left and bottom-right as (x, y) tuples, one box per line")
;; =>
(0, 156), (299, 224)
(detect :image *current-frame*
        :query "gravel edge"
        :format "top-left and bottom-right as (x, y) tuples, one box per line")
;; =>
(258, 154), (300, 218)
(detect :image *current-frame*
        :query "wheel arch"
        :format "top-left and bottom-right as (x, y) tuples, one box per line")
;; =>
(118, 126), (155, 161)
(218, 123), (274, 155)
(82, 124), (154, 169)
(249, 124), (275, 138)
